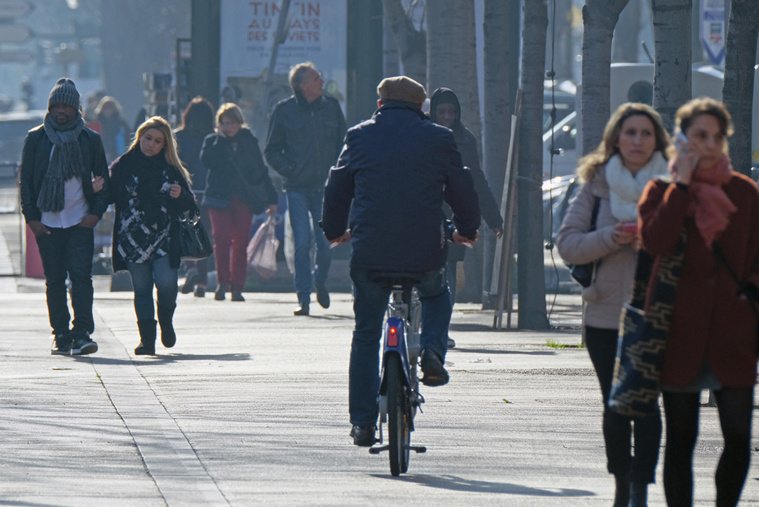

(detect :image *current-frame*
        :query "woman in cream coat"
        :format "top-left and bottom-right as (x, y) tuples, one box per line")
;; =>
(556, 103), (670, 507)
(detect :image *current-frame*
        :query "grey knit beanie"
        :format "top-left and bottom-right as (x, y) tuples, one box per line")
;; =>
(48, 78), (80, 111)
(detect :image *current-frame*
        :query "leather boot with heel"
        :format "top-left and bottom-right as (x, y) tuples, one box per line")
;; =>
(613, 474), (630, 507)
(135, 319), (157, 355)
(157, 304), (176, 348)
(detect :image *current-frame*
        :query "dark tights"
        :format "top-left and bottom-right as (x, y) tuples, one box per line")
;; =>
(662, 387), (753, 507)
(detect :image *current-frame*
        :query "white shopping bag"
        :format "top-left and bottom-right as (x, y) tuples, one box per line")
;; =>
(247, 216), (279, 279)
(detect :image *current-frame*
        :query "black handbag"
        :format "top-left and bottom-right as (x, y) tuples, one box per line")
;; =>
(567, 196), (601, 287)
(608, 228), (686, 418)
(177, 210), (213, 261)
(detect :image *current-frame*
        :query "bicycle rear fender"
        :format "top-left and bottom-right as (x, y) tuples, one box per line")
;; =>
(379, 317), (413, 395)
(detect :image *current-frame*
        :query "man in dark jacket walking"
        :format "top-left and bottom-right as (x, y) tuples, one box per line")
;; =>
(265, 62), (347, 316)
(429, 87), (504, 348)
(19, 78), (110, 355)
(322, 76), (480, 447)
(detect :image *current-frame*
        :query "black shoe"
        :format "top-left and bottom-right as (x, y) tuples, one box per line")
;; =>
(51, 333), (71, 355)
(293, 305), (310, 316)
(194, 285), (206, 298)
(135, 319), (157, 355)
(350, 425), (377, 447)
(180, 270), (198, 294)
(70, 333), (98, 356)
(215, 283), (228, 301)
(447, 337), (456, 349)
(316, 284), (330, 309)
(231, 291), (245, 302)
(420, 348), (449, 386)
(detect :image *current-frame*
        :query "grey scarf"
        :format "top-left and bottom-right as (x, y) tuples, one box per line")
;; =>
(37, 112), (86, 212)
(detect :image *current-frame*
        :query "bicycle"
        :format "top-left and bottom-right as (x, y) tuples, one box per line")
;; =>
(368, 273), (427, 476)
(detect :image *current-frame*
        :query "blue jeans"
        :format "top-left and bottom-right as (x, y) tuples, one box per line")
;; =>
(349, 266), (451, 426)
(286, 189), (332, 304)
(36, 225), (95, 336)
(126, 256), (178, 321)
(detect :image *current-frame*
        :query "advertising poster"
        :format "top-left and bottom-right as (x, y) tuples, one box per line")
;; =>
(219, 0), (347, 132)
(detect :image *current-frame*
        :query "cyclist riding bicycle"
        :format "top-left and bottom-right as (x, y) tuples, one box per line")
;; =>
(321, 76), (480, 447)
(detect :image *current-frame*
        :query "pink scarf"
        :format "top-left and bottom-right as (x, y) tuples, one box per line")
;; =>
(670, 155), (737, 246)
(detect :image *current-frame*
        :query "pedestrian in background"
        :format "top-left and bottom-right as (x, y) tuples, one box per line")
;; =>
(95, 96), (131, 164)
(201, 103), (277, 302)
(109, 117), (195, 355)
(639, 97), (759, 507)
(428, 87), (503, 348)
(175, 96), (215, 298)
(265, 62), (347, 316)
(556, 103), (670, 507)
(19, 78), (110, 356)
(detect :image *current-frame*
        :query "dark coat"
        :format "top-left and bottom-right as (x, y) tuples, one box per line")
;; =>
(429, 87), (503, 261)
(175, 129), (210, 192)
(19, 125), (110, 224)
(264, 93), (347, 191)
(109, 148), (195, 272)
(639, 175), (759, 388)
(200, 127), (277, 214)
(322, 101), (481, 273)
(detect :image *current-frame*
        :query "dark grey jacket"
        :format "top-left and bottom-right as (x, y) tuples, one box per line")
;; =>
(19, 125), (110, 224)
(264, 93), (347, 191)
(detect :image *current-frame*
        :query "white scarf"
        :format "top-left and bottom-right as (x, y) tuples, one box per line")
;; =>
(605, 152), (668, 221)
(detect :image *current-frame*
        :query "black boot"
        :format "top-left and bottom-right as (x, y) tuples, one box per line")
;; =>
(135, 319), (157, 355)
(613, 474), (630, 507)
(628, 482), (648, 507)
(157, 305), (176, 348)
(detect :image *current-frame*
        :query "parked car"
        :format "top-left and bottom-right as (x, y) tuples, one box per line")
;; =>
(542, 174), (581, 244)
(0, 110), (45, 166)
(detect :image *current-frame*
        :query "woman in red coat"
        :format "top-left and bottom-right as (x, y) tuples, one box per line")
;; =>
(638, 97), (759, 507)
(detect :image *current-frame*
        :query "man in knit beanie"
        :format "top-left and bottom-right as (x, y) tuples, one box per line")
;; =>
(321, 75), (481, 447)
(19, 78), (110, 356)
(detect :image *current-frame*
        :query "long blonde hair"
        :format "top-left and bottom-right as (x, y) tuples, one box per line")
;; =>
(576, 103), (670, 183)
(130, 116), (192, 184)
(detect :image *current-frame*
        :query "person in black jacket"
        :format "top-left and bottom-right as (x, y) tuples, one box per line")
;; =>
(201, 103), (278, 302)
(110, 117), (195, 355)
(175, 96), (215, 297)
(19, 78), (110, 356)
(322, 76), (480, 447)
(429, 88), (504, 348)
(265, 62), (347, 316)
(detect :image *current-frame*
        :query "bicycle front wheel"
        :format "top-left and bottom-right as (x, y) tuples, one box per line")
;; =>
(386, 354), (410, 476)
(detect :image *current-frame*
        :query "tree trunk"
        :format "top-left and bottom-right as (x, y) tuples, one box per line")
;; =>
(722, 0), (759, 176)
(383, 9), (401, 77)
(652, 0), (692, 133)
(580, 0), (630, 155)
(380, 0), (427, 85)
(427, 0), (484, 303)
(482, 0), (517, 305)
(517, 0), (550, 329)
(612, 0), (642, 63)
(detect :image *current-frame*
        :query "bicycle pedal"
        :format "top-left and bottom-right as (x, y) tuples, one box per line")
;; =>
(369, 445), (389, 454)
(410, 445), (427, 453)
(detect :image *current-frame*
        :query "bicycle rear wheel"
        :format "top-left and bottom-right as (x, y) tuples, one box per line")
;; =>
(386, 354), (410, 476)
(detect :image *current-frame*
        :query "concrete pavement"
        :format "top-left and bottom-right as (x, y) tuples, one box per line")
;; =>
(0, 210), (757, 506)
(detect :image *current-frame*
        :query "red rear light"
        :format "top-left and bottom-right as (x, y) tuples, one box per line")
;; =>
(388, 327), (398, 347)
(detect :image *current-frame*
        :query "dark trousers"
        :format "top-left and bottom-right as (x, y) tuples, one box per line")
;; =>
(348, 267), (451, 426)
(36, 225), (95, 336)
(585, 326), (662, 484)
(662, 387), (753, 507)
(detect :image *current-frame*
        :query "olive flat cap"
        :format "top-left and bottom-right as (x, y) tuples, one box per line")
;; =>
(377, 76), (426, 105)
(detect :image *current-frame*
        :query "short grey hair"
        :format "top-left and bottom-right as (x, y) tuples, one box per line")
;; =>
(289, 62), (317, 94)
